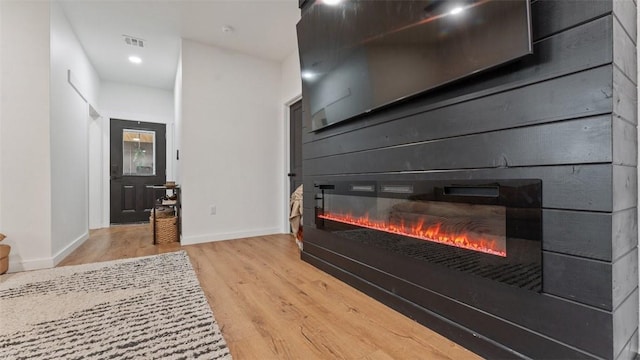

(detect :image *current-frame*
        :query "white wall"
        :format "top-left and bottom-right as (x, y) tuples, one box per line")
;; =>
(88, 110), (103, 229)
(281, 51), (302, 106)
(180, 39), (283, 244)
(98, 82), (175, 226)
(0, 1), (53, 271)
(100, 82), (174, 125)
(50, 2), (101, 260)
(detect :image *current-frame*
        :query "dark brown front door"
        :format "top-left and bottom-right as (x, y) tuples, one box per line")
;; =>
(110, 119), (166, 224)
(289, 99), (303, 195)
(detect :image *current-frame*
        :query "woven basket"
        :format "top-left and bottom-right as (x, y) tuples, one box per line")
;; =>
(0, 244), (9, 274)
(150, 215), (178, 244)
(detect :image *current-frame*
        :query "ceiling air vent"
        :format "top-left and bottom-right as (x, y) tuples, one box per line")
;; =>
(123, 35), (145, 48)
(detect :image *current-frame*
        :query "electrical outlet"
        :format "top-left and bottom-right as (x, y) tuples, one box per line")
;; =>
(210, 205), (216, 215)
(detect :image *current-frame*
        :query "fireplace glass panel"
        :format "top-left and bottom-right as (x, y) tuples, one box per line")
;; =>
(314, 180), (542, 291)
(319, 195), (507, 257)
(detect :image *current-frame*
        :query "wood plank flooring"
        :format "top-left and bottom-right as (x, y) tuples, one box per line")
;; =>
(59, 225), (481, 360)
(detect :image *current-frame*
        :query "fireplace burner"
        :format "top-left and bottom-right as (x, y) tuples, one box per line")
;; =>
(314, 179), (542, 291)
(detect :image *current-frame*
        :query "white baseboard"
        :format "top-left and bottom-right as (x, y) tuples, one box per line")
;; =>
(7, 232), (90, 273)
(181, 227), (282, 245)
(52, 231), (90, 266)
(89, 222), (109, 230)
(8, 256), (55, 273)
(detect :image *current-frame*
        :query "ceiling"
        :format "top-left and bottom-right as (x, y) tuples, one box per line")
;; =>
(60, 0), (301, 90)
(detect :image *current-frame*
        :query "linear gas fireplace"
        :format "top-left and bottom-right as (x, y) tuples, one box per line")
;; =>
(314, 179), (542, 291)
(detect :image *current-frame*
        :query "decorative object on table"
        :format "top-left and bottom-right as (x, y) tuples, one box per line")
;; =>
(153, 205), (175, 218)
(161, 196), (177, 205)
(0, 233), (9, 274)
(289, 184), (303, 250)
(0, 251), (232, 359)
(165, 181), (176, 189)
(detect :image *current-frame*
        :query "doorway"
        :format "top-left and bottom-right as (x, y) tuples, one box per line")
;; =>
(288, 99), (303, 196)
(110, 119), (166, 224)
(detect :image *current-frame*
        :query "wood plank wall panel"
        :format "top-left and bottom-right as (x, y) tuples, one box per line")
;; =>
(612, 0), (637, 44)
(300, 1), (638, 358)
(303, 66), (614, 160)
(542, 207), (637, 262)
(613, 289), (640, 359)
(305, 116), (613, 175)
(303, 165), (615, 213)
(301, 251), (537, 359)
(612, 249), (638, 308)
(543, 253), (612, 309)
(303, 229), (614, 358)
(610, 3), (638, 355)
(613, 165), (637, 212)
(613, 118), (638, 166)
(613, 17), (638, 84)
(617, 329), (640, 360)
(613, 208), (638, 261)
(531, 0), (611, 40)
(613, 66), (638, 124)
(303, 250), (599, 359)
(543, 209), (613, 260)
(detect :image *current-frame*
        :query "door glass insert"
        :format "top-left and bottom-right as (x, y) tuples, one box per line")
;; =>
(122, 129), (156, 176)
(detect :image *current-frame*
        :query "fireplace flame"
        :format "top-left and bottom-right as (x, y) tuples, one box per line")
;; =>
(318, 212), (507, 257)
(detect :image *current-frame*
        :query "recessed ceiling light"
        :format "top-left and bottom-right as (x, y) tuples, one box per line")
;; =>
(449, 6), (464, 15)
(128, 56), (142, 64)
(301, 71), (317, 80)
(323, 0), (342, 5)
(222, 25), (234, 33)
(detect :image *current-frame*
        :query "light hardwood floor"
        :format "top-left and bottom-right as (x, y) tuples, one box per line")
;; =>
(60, 225), (481, 360)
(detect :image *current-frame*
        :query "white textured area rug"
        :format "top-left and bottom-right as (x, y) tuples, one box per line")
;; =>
(0, 251), (232, 360)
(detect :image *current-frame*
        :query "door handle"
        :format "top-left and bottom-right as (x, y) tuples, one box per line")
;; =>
(287, 173), (296, 177)
(111, 164), (121, 180)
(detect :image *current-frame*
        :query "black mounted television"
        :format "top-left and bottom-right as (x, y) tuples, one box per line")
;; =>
(297, 0), (533, 131)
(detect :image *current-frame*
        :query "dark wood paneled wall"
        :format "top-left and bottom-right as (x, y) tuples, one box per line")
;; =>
(300, 1), (638, 359)
(610, 1), (638, 359)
